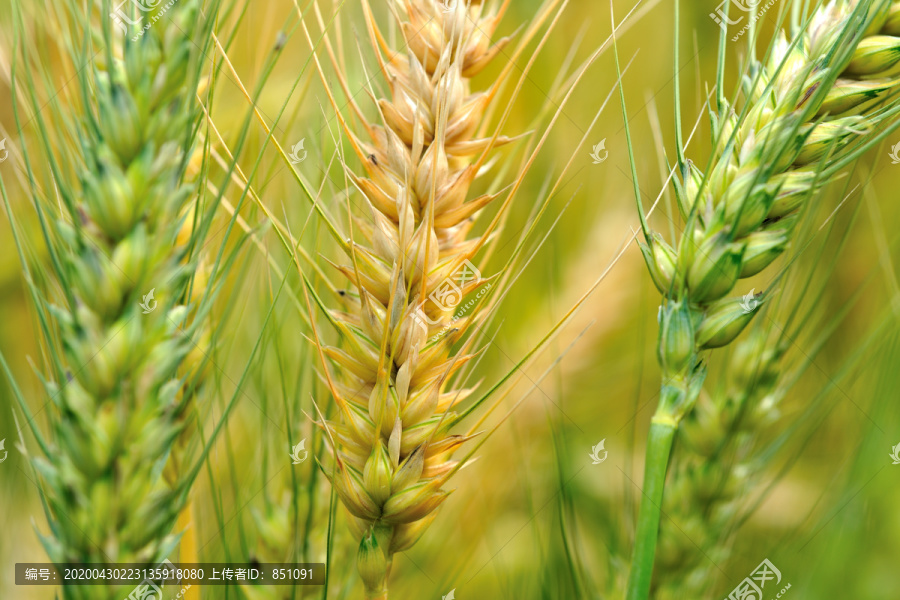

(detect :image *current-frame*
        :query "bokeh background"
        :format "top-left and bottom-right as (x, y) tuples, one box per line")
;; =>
(2, 0), (899, 598)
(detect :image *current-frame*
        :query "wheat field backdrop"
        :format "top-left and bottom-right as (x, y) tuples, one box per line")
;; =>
(1, 1), (900, 599)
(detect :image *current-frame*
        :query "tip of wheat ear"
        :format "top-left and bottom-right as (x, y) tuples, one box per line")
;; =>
(306, 0), (518, 592)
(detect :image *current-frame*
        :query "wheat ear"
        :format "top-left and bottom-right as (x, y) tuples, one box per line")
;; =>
(300, 0), (526, 597)
(9, 1), (217, 597)
(655, 209), (877, 595)
(622, 1), (900, 598)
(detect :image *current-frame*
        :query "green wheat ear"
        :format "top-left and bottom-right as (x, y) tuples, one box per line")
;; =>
(614, 1), (900, 598)
(2, 1), (222, 597)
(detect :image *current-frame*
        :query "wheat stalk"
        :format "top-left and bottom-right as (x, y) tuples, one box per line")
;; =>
(619, 1), (900, 597)
(2, 1), (219, 597)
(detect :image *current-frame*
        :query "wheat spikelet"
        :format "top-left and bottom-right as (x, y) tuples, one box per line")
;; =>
(6, 2), (219, 597)
(625, 1), (900, 597)
(302, 0), (528, 597)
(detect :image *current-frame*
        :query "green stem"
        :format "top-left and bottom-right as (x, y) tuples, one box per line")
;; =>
(626, 416), (678, 600)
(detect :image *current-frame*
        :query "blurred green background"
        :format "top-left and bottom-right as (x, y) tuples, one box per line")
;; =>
(2, 0), (900, 598)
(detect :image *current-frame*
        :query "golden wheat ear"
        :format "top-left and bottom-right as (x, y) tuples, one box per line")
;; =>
(287, 0), (619, 597)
